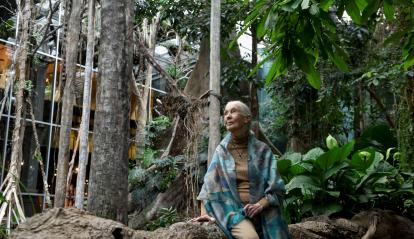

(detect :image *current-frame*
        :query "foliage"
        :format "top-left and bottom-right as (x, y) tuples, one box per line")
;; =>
(0, 19), (14, 39)
(241, 0), (414, 89)
(134, 0), (247, 43)
(279, 134), (414, 223)
(129, 155), (183, 191)
(146, 207), (178, 231)
(144, 116), (171, 148)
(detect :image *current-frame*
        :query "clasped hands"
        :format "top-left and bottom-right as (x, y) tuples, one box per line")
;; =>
(190, 203), (263, 223)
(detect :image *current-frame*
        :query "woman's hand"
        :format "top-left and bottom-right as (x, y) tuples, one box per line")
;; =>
(190, 214), (216, 223)
(243, 203), (264, 218)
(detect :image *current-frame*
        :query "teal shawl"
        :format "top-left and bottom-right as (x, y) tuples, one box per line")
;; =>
(198, 133), (291, 239)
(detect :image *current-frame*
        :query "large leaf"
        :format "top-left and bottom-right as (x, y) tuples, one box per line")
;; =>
(281, 152), (302, 163)
(320, 0), (334, 11)
(277, 159), (292, 176)
(303, 147), (325, 161)
(323, 161), (349, 181)
(383, 0), (395, 20)
(351, 149), (375, 172)
(286, 175), (321, 194)
(315, 147), (341, 173)
(355, 124), (397, 153)
(290, 163), (310, 175)
(345, 0), (362, 24)
(384, 30), (408, 46)
(292, 46), (321, 89)
(354, 0), (368, 11)
(256, 10), (271, 38)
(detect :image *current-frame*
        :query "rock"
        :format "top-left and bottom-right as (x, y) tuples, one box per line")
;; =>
(351, 209), (414, 239)
(288, 218), (365, 239)
(9, 207), (414, 239)
(10, 208), (225, 239)
(9, 208), (137, 239)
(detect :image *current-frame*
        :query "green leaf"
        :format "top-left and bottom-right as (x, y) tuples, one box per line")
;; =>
(345, 0), (362, 24)
(324, 161), (349, 181)
(383, 0), (395, 20)
(290, 163), (310, 175)
(383, 30), (408, 46)
(320, 0), (334, 11)
(301, 0), (310, 9)
(303, 147), (325, 161)
(315, 147), (341, 173)
(277, 159), (292, 175)
(292, 46), (321, 89)
(351, 149), (375, 172)
(326, 134), (338, 149)
(403, 50), (414, 70)
(361, 0), (381, 21)
(386, 148), (395, 160)
(339, 140), (355, 159)
(265, 59), (279, 85)
(256, 10), (270, 38)
(330, 45), (349, 71)
(354, 0), (368, 11)
(326, 190), (340, 197)
(286, 175), (321, 194)
(282, 152), (302, 163)
(309, 3), (320, 15)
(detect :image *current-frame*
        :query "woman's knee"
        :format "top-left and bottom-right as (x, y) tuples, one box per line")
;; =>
(231, 219), (259, 239)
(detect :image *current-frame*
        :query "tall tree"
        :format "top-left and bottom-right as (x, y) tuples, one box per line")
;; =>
(54, 0), (82, 208)
(0, 0), (31, 230)
(75, 0), (95, 209)
(87, 0), (133, 223)
(208, 0), (221, 164)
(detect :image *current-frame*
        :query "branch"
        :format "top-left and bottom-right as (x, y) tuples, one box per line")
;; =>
(366, 86), (395, 128)
(30, 0), (61, 57)
(161, 116), (180, 158)
(137, 40), (190, 101)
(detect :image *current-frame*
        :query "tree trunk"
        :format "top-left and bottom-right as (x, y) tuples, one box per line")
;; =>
(250, 20), (260, 136)
(135, 13), (160, 161)
(87, 0), (133, 223)
(54, 0), (82, 208)
(208, 0), (221, 164)
(184, 38), (210, 98)
(75, 0), (95, 209)
(0, 0), (32, 230)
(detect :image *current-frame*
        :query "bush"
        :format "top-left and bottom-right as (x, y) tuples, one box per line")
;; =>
(279, 135), (414, 223)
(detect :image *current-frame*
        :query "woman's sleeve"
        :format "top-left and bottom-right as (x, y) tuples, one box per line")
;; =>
(197, 149), (220, 201)
(263, 149), (286, 207)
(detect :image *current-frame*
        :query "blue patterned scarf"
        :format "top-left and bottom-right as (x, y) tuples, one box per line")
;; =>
(198, 133), (291, 239)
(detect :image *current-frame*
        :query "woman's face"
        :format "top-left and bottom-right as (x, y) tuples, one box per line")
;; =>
(224, 102), (250, 134)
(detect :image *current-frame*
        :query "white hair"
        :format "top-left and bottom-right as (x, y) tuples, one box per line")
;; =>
(226, 101), (251, 117)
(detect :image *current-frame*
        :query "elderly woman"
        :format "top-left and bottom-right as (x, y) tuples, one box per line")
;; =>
(194, 101), (290, 239)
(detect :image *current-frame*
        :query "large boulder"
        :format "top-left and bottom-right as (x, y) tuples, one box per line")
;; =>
(9, 208), (414, 239)
(9, 208), (225, 239)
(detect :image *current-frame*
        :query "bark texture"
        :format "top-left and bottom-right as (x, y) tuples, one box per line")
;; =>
(208, 0), (221, 164)
(54, 0), (82, 208)
(75, 0), (95, 209)
(87, 0), (133, 224)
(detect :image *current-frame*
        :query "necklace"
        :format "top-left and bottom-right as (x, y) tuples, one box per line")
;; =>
(230, 140), (247, 161)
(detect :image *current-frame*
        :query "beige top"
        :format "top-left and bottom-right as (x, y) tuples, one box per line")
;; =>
(200, 137), (269, 216)
(228, 138), (269, 207)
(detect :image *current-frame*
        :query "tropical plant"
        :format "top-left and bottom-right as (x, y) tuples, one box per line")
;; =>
(239, 0), (414, 89)
(279, 134), (414, 223)
(146, 207), (179, 231)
